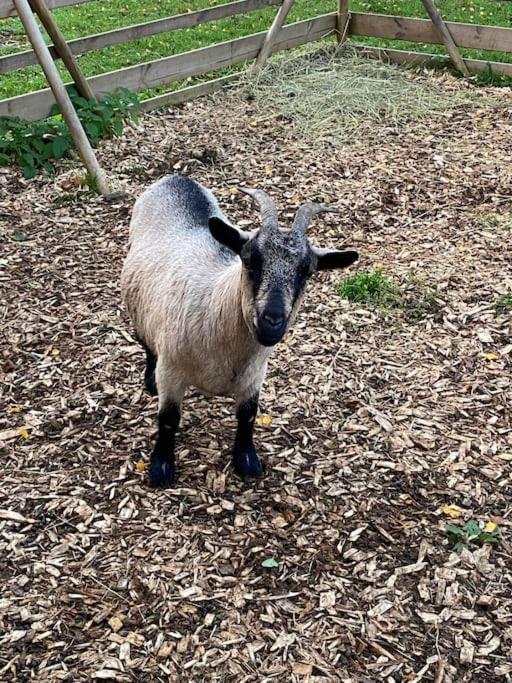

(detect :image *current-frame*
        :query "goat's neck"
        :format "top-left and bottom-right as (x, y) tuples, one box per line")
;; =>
(213, 261), (258, 354)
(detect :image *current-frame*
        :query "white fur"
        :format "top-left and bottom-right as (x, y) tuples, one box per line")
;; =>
(121, 176), (272, 410)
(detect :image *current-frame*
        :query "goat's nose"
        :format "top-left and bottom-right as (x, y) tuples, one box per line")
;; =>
(262, 311), (284, 328)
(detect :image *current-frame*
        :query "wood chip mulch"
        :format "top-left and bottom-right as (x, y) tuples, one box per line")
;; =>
(0, 68), (511, 682)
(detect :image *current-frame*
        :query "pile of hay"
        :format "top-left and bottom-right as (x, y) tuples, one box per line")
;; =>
(233, 45), (472, 145)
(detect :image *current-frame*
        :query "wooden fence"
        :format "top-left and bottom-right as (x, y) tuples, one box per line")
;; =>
(1, 0), (512, 121)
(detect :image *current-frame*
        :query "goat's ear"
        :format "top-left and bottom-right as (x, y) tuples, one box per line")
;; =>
(313, 248), (359, 271)
(209, 217), (250, 255)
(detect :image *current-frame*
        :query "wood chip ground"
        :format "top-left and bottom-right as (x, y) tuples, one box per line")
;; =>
(0, 67), (511, 682)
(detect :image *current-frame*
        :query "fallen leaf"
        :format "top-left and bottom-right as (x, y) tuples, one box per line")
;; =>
(6, 405), (22, 414)
(441, 504), (462, 518)
(484, 352), (498, 360)
(135, 460), (146, 472)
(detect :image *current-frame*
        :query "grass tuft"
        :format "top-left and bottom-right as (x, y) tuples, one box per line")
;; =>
(338, 269), (444, 323)
(495, 293), (512, 316)
(337, 268), (400, 306)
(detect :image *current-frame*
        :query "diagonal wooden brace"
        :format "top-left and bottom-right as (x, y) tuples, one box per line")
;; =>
(421, 0), (469, 76)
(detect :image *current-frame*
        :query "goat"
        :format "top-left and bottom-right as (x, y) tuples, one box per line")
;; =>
(121, 175), (358, 487)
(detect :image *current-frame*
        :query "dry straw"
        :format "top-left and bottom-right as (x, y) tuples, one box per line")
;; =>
(233, 44), (473, 145)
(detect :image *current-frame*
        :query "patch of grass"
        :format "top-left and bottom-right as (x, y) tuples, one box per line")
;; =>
(446, 519), (500, 554)
(337, 268), (400, 306)
(495, 293), (512, 316)
(338, 269), (444, 322)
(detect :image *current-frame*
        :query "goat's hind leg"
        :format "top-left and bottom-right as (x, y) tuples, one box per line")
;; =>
(135, 334), (158, 396)
(144, 346), (158, 396)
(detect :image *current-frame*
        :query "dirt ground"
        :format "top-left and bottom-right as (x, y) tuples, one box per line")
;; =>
(1, 66), (511, 682)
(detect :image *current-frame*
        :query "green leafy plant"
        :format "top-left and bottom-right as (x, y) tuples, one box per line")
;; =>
(446, 519), (500, 553)
(337, 268), (401, 307)
(0, 87), (139, 179)
(495, 293), (512, 316)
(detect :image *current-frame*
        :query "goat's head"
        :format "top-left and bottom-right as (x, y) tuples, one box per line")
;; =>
(209, 187), (358, 347)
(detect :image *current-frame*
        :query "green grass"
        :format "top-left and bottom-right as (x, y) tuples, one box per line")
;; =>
(495, 293), (512, 316)
(337, 268), (400, 306)
(0, 0), (510, 102)
(337, 269), (444, 322)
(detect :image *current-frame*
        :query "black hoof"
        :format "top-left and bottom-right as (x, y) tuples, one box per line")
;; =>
(145, 370), (158, 396)
(233, 447), (263, 479)
(149, 457), (176, 488)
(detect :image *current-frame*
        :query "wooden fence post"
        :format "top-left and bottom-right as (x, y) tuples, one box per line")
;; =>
(421, 0), (469, 76)
(28, 0), (96, 100)
(13, 0), (110, 194)
(255, 0), (295, 68)
(337, 0), (350, 44)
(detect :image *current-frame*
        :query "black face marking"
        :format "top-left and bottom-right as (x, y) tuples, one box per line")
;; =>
(241, 241), (264, 297)
(165, 175), (211, 224)
(293, 252), (314, 303)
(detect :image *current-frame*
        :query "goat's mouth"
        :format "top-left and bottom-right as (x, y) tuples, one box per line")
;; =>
(254, 317), (287, 347)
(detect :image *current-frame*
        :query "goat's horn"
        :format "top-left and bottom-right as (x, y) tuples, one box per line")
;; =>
(238, 186), (278, 229)
(292, 203), (338, 235)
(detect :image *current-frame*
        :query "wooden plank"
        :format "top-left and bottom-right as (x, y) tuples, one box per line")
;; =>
(337, 0), (349, 44)
(256, 0), (295, 68)
(0, 0), (281, 74)
(0, 0), (90, 19)
(29, 0), (96, 99)
(12, 0), (109, 193)
(0, 13), (336, 119)
(350, 13), (512, 54)
(353, 44), (512, 78)
(139, 74), (239, 112)
(420, 0), (469, 76)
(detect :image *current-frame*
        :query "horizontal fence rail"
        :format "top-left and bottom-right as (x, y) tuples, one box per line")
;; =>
(354, 46), (512, 78)
(0, 0), (282, 73)
(0, 13), (336, 119)
(0, 0), (89, 19)
(350, 13), (512, 54)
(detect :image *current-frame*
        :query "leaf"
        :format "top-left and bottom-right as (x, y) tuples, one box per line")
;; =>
(12, 232), (29, 242)
(6, 405), (22, 414)
(261, 558), (279, 568)
(445, 523), (464, 537)
(52, 136), (68, 159)
(256, 414), (273, 427)
(441, 504), (462, 518)
(478, 532), (499, 545)
(484, 353), (499, 360)
(135, 460), (146, 472)
(464, 519), (481, 539)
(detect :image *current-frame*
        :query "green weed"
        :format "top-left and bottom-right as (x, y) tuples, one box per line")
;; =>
(495, 293), (512, 316)
(0, 88), (139, 178)
(446, 519), (500, 553)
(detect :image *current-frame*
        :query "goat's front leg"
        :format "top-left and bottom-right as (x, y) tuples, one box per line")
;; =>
(232, 392), (263, 479)
(149, 364), (184, 488)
